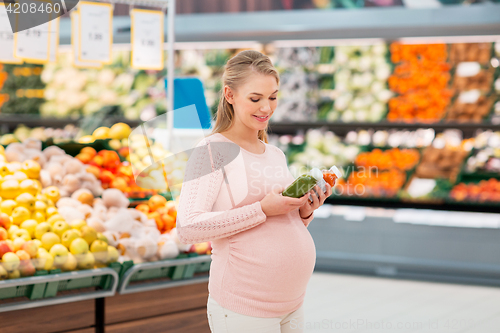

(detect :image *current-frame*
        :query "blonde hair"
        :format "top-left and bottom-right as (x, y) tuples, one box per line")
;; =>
(212, 50), (279, 143)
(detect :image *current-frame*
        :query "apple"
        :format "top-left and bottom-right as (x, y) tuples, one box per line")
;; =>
(33, 239), (42, 248)
(42, 186), (60, 203)
(90, 240), (108, 264)
(21, 240), (38, 258)
(0, 227), (8, 241)
(61, 229), (80, 248)
(8, 270), (20, 279)
(8, 225), (19, 238)
(31, 211), (45, 223)
(70, 238), (89, 255)
(11, 206), (30, 226)
(107, 246), (119, 264)
(0, 264), (7, 279)
(11, 229), (30, 242)
(53, 221), (70, 238)
(41, 232), (60, 251)
(61, 253), (77, 272)
(2, 252), (20, 272)
(19, 261), (36, 277)
(0, 240), (13, 257)
(36, 249), (54, 270)
(76, 252), (95, 270)
(35, 222), (53, 240)
(97, 233), (108, 244)
(47, 214), (65, 225)
(13, 237), (26, 252)
(0, 212), (11, 229)
(20, 219), (38, 238)
(0, 200), (17, 216)
(34, 200), (47, 212)
(49, 244), (68, 267)
(15, 250), (30, 261)
(80, 226), (97, 245)
(71, 220), (87, 230)
(45, 206), (58, 217)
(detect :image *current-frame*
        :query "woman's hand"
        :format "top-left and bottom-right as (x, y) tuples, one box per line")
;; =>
(298, 183), (332, 219)
(260, 186), (311, 217)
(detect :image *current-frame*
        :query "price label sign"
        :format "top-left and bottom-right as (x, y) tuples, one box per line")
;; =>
(14, 18), (51, 64)
(71, 10), (102, 68)
(131, 9), (164, 70)
(0, 3), (22, 63)
(78, 1), (112, 63)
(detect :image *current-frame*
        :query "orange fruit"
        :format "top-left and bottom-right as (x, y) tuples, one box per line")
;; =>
(148, 195), (167, 211)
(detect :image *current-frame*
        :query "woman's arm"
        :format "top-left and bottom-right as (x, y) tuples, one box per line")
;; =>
(300, 211), (315, 227)
(176, 141), (267, 244)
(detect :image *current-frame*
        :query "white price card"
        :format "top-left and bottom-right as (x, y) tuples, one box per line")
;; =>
(0, 3), (22, 64)
(131, 9), (164, 70)
(49, 16), (59, 62)
(78, 1), (112, 63)
(14, 12), (51, 63)
(71, 11), (102, 68)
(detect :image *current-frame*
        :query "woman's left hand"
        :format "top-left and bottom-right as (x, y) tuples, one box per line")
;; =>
(299, 183), (332, 219)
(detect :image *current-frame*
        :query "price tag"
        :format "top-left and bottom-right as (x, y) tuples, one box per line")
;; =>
(78, 1), (112, 63)
(131, 9), (164, 70)
(49, 16), (59, 62)
(13, 5), (51, 64)
(71, 11), (102, 68)
(0, 3), (22, 64)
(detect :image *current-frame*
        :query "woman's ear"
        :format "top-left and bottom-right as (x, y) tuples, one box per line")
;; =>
(224, 85), (234, 105)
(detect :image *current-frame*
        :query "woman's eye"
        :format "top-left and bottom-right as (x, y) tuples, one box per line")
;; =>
(270, 97), (277, 100)
(250, 98), (259, 103)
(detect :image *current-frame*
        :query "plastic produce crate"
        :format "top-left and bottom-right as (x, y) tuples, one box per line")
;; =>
(0, 270), (48, 301)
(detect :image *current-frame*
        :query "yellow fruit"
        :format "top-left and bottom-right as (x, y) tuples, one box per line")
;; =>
(47, 214), (65, 225)
(70, 238), (89, 255)
(78, 135), (94, 144)
(0, 162), (9, 176)
(8, 225), (19, 238)
(109, 123), (131, 140)
(6, 162), (21, 173)
(34, 200), (47, 212)
(108, 139), (121, 150)
(61, 229), (80, 248)
(0, 200), (17, 215)
(15, 192), (36, 211)
(35, 222), (52, 240)
(11, 206), (30, 225)
(92, 127), (110, 140)
(20, 179), (40, 196)
(10, 228), (30, 241)
(42, 186), (60, 204)
(21, 160), (41, 179)
(31, 211), (45, 223)
(0, 179), (19, 199)
(61, 253), (77, 271)
(12, 171), (28, 181)
(46, 206), (58, 217)
(20, 219), (38, 238)
(71, 220), (87, 230)
(36, 249), (54, 271)
(41, 232), (60, 251)
(80, 225), (97, 245)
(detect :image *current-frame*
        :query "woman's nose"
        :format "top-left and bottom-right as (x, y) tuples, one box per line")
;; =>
(261, 103), (271, 112)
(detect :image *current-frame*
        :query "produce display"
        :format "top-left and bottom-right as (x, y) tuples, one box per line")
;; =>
(0, 64), (45, 115)
(450, 179), (500, 203)
(326, 44), (392, 122)
(355, 148), (420, 171)
(414, 146), (467, 183)
(388, 43), (452, 122)
(464, 131), (500, 174)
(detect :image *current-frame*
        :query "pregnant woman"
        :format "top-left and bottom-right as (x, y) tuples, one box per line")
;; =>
(176, 50), (332, 333)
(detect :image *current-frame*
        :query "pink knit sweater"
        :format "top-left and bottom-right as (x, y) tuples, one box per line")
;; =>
(177, 133), (316, 318)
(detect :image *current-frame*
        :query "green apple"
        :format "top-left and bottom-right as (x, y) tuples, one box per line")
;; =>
(36, 248), (54, 270)
(52, 221), (70, 238)
(35, 222), (53, 240)
(49, 244), (68, 267)
(2, 252), (20, 272)
(10, 229), (30, 241)
(107, 246), (119, 264)
(61, 229), (80, 248)
(80, 226), (97, 245)
(8, 269), (20, 279)
(76, 252), (95, 270)
(41, 232), (60, 251)
(61, 253), (77, 272)
(97, 233), (108, 244)
(71, 220), (86, 230)
(90, 240), (108, 264)
(20, 219), (38, 238)
(33, 239), (42, 248)
(70, 238), (89, 255)
(0, 264), (7, 279)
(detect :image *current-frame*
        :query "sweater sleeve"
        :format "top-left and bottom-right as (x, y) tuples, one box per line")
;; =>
(176, 140), (267, 244)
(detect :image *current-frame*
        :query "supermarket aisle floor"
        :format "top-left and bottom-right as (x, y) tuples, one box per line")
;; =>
(302, 272), (500, 333)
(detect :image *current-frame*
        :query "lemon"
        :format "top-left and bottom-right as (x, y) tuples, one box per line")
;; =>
(109, 123), (131, 140)
(92, 127), (110, 140)
(78, 135), (94, 144)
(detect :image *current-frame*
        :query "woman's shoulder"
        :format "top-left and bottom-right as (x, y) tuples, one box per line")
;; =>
(195, 133), (226, 147)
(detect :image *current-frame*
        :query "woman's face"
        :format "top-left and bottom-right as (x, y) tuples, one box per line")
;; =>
(225, 73), (279, 132)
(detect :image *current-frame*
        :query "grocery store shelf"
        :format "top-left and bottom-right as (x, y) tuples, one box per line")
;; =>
(0, 268), (119, 313)
(118, 255), (211, 295)
(57, 3), (500, 44)
(325, 197), (500, 213)
(0, 115), (141, 132)
(268, 121), (500, 137)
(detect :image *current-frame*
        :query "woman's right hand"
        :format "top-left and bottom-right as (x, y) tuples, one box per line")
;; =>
(260, 186), (310, 217)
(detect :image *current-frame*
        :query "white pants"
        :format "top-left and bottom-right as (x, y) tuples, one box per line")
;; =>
(206, 295), (304, 333)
